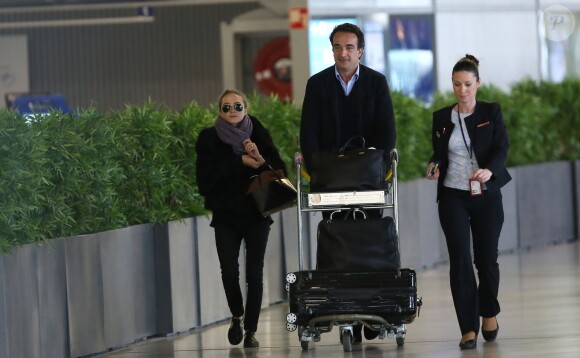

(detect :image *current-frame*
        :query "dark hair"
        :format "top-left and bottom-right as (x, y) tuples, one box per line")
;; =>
(329, 23), (365, 49)
(452, 54), (480, 80)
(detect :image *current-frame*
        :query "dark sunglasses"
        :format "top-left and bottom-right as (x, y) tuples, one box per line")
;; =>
(221, 103), (244, 113)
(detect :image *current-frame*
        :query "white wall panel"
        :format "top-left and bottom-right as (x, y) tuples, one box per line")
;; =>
(310, 0), (433, 16)
(539, 1), (580, 11)
(435, 11), (540, 93)
(0, 35), (28, 108)
(435, 0), (536, 11)
(166, 219), (199, 333)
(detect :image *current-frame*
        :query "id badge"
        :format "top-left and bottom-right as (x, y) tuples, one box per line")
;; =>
(469, 180), (483, 196)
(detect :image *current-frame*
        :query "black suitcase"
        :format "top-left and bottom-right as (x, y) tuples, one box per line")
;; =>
(286, 268), (419, 327)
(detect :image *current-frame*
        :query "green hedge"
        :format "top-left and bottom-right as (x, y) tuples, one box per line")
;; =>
(0, 79), (579, 252)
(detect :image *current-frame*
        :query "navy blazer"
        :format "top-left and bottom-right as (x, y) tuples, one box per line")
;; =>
(195, 116), (286, 228)
(300, 65), (396, 171)
(430, 101), (512, 201)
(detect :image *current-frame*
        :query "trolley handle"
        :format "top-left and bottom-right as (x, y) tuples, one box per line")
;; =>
(294, 152), (303, 165)
(295, 152), (305, 271)
(390, 148), (398, 163)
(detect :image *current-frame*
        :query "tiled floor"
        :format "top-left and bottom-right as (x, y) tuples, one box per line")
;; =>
(96, 241), (580, 357)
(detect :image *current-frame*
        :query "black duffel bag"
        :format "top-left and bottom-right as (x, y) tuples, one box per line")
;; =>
(309, 136), (389, 192)
(316, 210), (400, 272)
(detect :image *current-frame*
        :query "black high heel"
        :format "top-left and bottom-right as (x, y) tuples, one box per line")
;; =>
(459, 331), (477, 350)
(482, 317), (499, 342)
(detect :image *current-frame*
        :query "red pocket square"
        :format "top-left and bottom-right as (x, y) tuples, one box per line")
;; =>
(477, 121), (490, 128)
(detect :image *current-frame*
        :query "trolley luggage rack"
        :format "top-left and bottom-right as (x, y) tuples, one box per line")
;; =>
(285, 149), (422, 352)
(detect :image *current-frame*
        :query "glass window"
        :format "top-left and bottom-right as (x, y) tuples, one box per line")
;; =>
(540, 10), (580, 81)
(308, 14), (436, 103)
(387, 15), (435, 103)
(308, 18), (357, 75)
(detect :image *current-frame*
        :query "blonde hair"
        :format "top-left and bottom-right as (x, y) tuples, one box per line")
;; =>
(218, 89), (248, 108)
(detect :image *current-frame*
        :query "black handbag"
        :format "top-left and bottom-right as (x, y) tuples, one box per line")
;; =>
(316, 210), (400, 272)
(247, 164), (297, 216)
(309, 136), (389, 192)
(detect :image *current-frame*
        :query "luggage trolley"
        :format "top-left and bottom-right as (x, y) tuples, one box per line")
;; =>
(285, 149), (422, 352)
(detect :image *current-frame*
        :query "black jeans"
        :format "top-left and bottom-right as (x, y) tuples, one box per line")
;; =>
(214, 221), (270, 333)
(438, 187), (504, 335)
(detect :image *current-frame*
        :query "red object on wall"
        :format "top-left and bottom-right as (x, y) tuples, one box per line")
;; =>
(289, 7), (308, 30)
(253, 36), (292, 100)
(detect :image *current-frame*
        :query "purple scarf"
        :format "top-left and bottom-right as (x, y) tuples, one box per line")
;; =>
(215, 114), (253, 155)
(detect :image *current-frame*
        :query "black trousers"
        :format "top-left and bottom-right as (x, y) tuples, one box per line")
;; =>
(214, 221), (270, 333)
(438, 187), (504, 335)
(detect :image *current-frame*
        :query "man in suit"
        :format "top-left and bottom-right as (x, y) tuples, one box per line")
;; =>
(299, 23), (397, 343)
(300, 22), (396, 172)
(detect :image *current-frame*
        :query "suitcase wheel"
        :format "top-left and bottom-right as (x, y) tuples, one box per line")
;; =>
(286, 273), (297, 283)
(395, 324), (406, 346)
(286, 323), (297, 332)
(286, 313), (297, 324)
(342, 331), (353, 352)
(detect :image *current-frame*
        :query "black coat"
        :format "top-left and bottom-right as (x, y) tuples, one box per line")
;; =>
(430, 101), (512, 201)
(195, 116), (287, 228)
(300, 65), (396, 171)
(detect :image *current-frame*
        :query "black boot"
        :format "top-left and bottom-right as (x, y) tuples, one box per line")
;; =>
(227, 316), (243, 345)
(243, 331), (259, 348)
